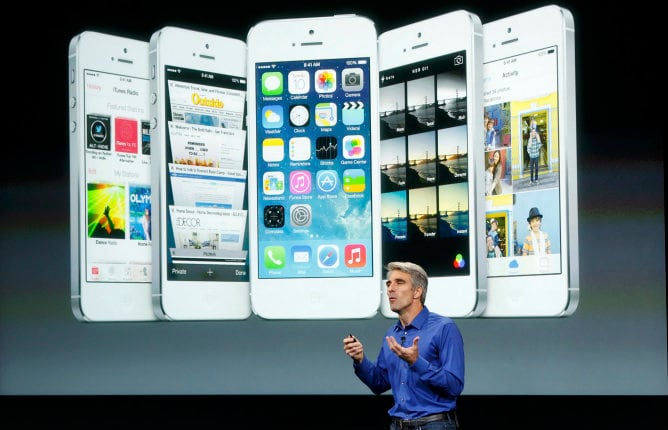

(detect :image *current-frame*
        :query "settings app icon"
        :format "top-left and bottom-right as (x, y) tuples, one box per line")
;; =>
(290, 204), (312, 227)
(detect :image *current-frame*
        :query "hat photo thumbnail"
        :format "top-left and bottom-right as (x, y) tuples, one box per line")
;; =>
(527, 207), (544, 222)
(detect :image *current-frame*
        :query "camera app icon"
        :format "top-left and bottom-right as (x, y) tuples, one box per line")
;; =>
(342, 68), (363, 92)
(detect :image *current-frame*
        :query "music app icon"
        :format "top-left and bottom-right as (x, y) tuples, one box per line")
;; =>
(344, 244), (366, 268)
(289, 170), (311, 194)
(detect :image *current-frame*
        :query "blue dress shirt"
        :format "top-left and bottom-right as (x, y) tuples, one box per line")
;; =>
(353, 306), (465, 419)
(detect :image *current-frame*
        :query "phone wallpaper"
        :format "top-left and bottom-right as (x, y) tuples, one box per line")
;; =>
(379, 51), (471, 277)
(254, 57), (374, 279)
(483, 45), (562, 277)
(162, 66), (250, 283)
(83, 69), (152, 284)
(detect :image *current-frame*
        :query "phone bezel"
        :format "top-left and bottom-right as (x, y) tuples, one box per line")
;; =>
(69, 31), (156, 321)
(377, 10), (487, 318)
(246, 15), (382, 319)
(480, 6), (579, 317)
(149, 26), (251, 321)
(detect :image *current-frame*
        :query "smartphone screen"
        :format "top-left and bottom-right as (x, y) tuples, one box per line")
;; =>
(83, 68), (151, 284)
(160, 65), (249, 283)
(379, 51), (472, 277)
(252, 57), (374, 279)
(483, 46), (562, 276)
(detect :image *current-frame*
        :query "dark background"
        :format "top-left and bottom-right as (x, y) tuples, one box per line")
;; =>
(1, 0), (665, 428)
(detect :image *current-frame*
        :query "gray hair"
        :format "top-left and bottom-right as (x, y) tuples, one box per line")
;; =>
(385, 261), (428, 304)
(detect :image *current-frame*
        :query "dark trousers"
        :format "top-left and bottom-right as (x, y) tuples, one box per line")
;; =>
(529, 157), (539, 182)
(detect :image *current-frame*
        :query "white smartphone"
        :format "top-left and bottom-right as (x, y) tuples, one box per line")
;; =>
(246, 15), (382, 319)
(377, 10), (487, 318)
(481, 5), (579, 317)
(69, 31), (156, 321)
(149, 26), (251, 320)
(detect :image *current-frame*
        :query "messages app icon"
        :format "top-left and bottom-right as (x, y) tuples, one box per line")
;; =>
(262, 72), (283, 95)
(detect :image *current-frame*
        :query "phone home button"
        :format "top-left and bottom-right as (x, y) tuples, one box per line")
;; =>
(305, 288), (327, 305)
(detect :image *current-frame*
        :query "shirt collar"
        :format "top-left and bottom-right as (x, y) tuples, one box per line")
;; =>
(392, 306), (429, 333)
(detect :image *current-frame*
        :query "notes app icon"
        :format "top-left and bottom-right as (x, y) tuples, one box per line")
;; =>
(345, 244), (366, 268)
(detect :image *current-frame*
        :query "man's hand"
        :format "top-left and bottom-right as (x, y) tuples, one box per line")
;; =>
(386, 335), (420, 365)
(343, 335), (364, 364)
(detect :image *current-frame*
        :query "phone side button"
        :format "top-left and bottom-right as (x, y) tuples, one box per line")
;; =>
(70, 96), (76, 108)
(151, 92), (157, 105)
(151, 118), (157, 129)
(70, 121), (76, 133)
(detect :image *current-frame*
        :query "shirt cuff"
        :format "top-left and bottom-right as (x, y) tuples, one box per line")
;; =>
(410, 356), (429, 373)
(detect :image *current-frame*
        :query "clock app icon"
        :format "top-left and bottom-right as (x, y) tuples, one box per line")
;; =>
(289, 104), (310, 127)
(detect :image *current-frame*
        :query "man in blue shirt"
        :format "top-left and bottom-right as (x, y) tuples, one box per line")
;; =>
(343, 261), (464, 429)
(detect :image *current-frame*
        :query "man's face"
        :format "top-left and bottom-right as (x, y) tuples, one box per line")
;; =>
(385, 270), (419, 313)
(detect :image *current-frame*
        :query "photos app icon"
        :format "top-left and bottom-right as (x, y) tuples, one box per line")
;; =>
(315, 69), (336, 93)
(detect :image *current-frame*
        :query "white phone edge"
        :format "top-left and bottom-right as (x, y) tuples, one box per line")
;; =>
(481, 5), (579, 317)
(68, 31), (157, 321)
(149, 26), (251, 321)
(377, 10), (487, 319)
(246, 15), (383, 319)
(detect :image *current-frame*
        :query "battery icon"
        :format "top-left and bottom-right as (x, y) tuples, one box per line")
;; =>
(547, 49), (555, 54)
(358, 60), (367, 64)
